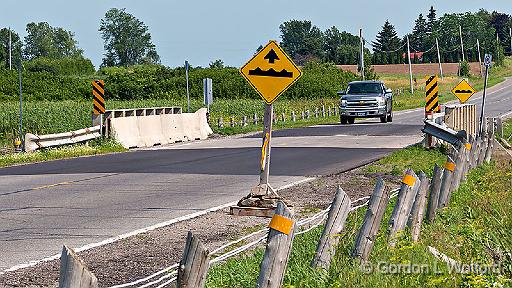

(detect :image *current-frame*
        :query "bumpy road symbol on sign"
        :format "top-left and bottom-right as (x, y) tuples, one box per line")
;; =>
(240, 40), (302, 104)
(451, 79), (477, 104)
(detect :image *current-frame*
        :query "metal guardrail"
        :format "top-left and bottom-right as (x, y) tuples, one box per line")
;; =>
(25, 126), (101, 152)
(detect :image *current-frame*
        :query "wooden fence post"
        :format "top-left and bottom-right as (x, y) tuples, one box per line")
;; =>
(59, 245), (98, 288)
(321, 105), (326, 117)
(218, 117), (223, 128)
(449, 145), (466, 193)
(328, 107), (332, 117)
(426, 164), (443, 223)
(438, 160), (455, 208)
(314, 108), (319, 118)
(242, 116), (248, 127)
(291, 111), (296, 122)
(177, 231), (210, 288)
(477, 136), (488, 166)
(408, 172), (430, 242)
(462, 138), (475, 179)
(484, 130), (494, 163)
(281, 112), (286, 123)
(257, 201), (295, 288)
(306, 110), (310, 119)
(388, 169), (419, 246)
(301, 111), (305, 120)
(352, 178), (389, 262)
(230, 116), (235, 127)
(311, 186), (351, 269)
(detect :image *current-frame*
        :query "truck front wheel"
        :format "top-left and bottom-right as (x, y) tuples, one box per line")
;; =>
(340, 116), (348, 124)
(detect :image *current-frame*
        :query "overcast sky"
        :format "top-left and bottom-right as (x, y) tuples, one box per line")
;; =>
(2, 0), (511, 68)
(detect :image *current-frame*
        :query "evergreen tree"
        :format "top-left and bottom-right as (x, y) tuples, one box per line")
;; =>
(427, 6), (437, 33)
(412, 14), (428, 52)
(372, 20), (401, 64)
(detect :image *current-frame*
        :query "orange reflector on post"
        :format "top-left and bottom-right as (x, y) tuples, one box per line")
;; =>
(402, 174), (416, 187)
(444, 162), (456, 172)
(269, 214), (294, 235)
(465, 143), (471, 150)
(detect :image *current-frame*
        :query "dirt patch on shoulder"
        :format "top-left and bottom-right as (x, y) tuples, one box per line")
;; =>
(0, 162), (400, 288)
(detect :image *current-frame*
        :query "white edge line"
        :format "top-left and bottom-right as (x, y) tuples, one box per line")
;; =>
(2, 177), (316, 274)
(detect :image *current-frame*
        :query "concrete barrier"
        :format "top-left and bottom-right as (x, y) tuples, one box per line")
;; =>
(110, 108), (213, 149)
(444, 104), (477, 137)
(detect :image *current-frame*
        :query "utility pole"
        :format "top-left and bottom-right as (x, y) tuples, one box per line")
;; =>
(406, 35), (413, 94)
(436, 38), (443, 79)
(459, 25), (465, 62)
(479, 55), (491, 135)
(509, 27), (512, 55)
(9, 27), (12, 70)
(477, 39), (483, 77)
(359, 28), (365, 80)
(185, 60), (190, 113)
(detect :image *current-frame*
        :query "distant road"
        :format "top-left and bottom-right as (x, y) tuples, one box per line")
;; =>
(1, 77), (511, 271)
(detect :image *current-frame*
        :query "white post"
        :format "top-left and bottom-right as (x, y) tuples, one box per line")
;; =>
(436, 38), (443, 79)
(185, 60), (190, 113)
(477, 39), (482, 77)
(407, 35), (413, 94)
(459, 25), (465, 62)
(9, 27), (12, 70)
(360, 28), (365, 80)
(510, 27), (512, 55)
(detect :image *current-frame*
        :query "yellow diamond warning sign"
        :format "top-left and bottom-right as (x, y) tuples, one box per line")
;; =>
(451, 79), (477, 104)
(240, 40), (302, 104)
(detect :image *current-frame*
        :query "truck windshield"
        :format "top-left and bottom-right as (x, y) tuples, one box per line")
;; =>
(347, 83), (382, 94)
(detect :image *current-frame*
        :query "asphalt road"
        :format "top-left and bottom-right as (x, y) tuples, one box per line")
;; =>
(1, 77), (511, 271)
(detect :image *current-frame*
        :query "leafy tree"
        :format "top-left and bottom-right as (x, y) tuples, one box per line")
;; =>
(372, 20), (401, 64)
(209, 59), (224, 68)
(99, 8), (160, 66)
(23, 22), (83, 60)
(324, 26), (343, 63)
(279, 20), (324, 65)
(490, 11), (511, 48)
(0, 28), (22, 68)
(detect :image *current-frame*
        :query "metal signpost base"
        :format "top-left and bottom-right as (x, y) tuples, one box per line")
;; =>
(231, 104), (284, 217)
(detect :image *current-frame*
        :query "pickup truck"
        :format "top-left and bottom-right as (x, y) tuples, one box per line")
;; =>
(338, 80), (393, 124)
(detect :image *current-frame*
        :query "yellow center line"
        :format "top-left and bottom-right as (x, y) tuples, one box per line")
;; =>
(31, 181), (72, 191)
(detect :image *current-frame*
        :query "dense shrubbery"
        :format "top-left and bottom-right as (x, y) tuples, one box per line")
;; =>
(24, 57), (95, 75)
(100, 61), (357, 100)
(0, 69), (91, 101)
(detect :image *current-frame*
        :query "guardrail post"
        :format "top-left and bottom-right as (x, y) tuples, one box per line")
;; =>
(426, 164), (443, 223)
(496, 117), (503, 138)
(257, 201), (295, 288)
(59, 245), (98, 288)
(177, 231), (210, 288)
(291, 111), (296, 122)
(352, 178), (389, 262)
(477, 136), (488, 166)
(408, 172), (429, 242)
(311, 186), (351, 269)
(438, 160), (455, 208)
(321, 105), (326, 117)
(388, 169), (419, 246)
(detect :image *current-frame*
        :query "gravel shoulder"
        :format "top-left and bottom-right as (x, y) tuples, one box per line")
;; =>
(0, 161), (402, 288)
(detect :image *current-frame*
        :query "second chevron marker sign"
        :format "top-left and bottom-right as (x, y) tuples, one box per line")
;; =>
(92, 80), (106, 115)
(425, 75), (439, 113)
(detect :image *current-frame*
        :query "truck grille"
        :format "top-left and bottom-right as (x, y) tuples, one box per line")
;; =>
(346, 100), (378, 107)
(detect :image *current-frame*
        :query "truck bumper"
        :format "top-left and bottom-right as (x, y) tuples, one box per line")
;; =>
(339, 106), (387, 118)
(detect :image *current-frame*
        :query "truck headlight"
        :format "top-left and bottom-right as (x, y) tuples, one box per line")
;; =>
(340, 99), (347, 107)
(377, 97), (386, 106)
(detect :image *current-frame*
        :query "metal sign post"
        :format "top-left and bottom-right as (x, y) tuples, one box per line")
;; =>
(232, 40), (302, 217)
(17, 57), (24, 152)
(479, 54), (492, 135)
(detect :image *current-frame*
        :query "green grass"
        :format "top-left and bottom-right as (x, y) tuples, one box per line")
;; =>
(0, 138), (126, 168)
(206, 146), (512, 287)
